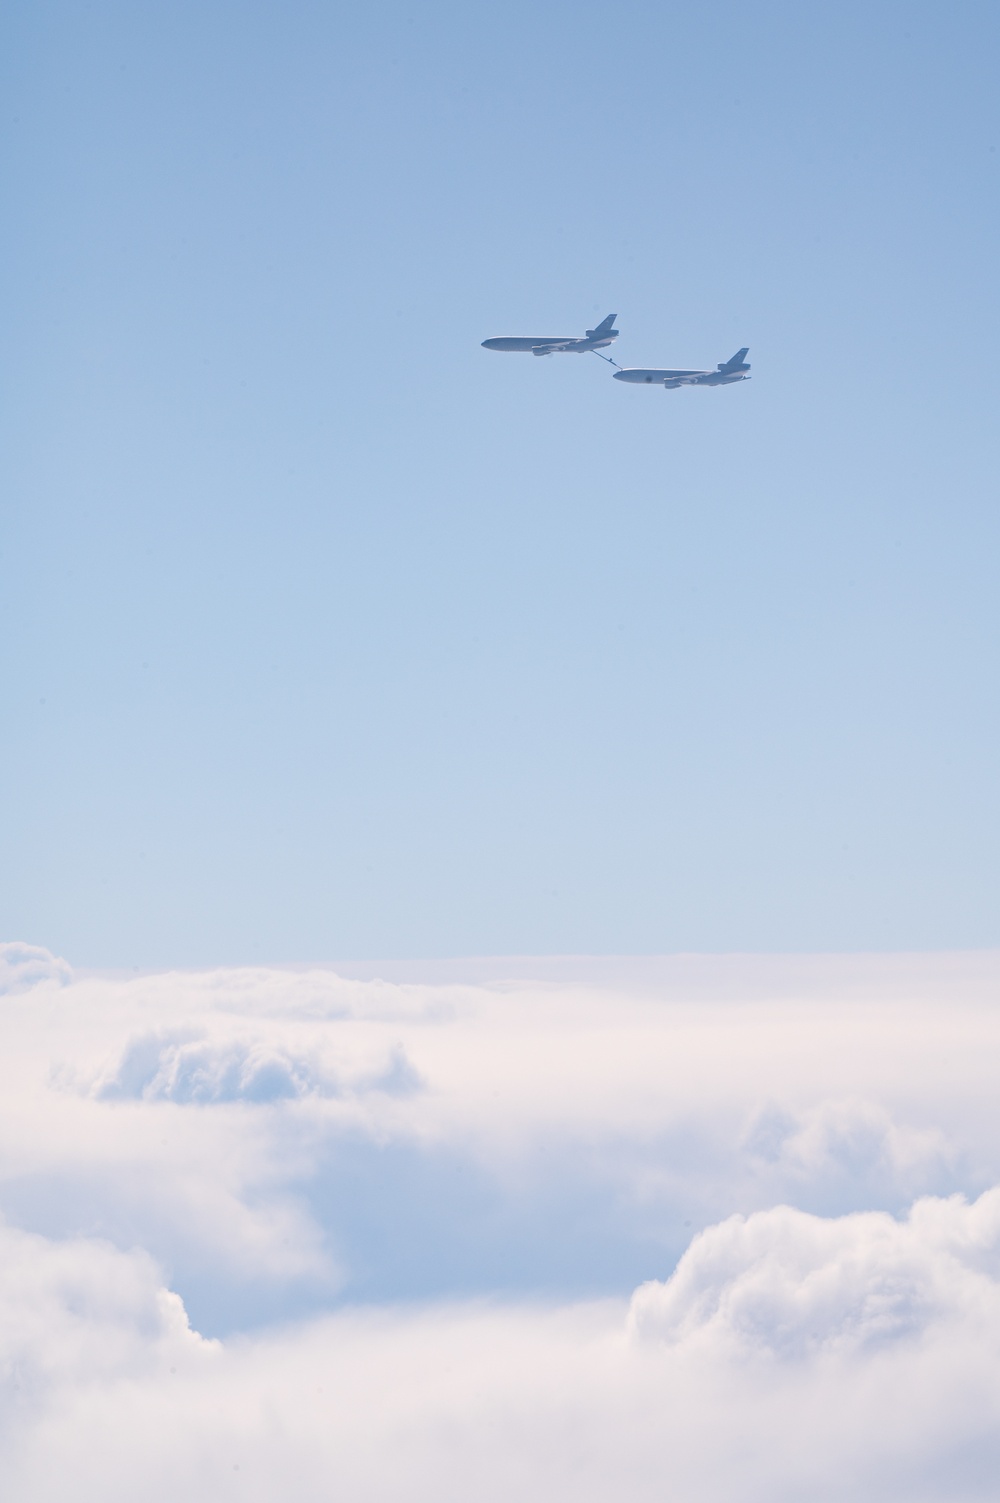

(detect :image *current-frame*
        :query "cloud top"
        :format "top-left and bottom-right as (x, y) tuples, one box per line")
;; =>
(630, 1188), (1000, 1359)
(0, 1220), (212, 1413)
(0, 943), (72, 996)
(91, 1031), (421, 1105)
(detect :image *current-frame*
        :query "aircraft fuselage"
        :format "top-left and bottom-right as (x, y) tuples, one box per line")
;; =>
(482, 334), (618, 356)
(614, 368), (748, 387)
(482, 315), (619, 357)
(613, 349), (751, 389)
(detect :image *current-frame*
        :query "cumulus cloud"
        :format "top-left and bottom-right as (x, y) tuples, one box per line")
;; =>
(0, 948), (998, 1319)
(629, 1188), (1000, 1357)
(3, 1196), (1000, 1502)
(1, 946), (1000, 1499)
(0, 1220), (212, 1407)
(90, 1030), (421, 1104)
(0, 942), (71, 995)
(740, 1096), (957, 1209)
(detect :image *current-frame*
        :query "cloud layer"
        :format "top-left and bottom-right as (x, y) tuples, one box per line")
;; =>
(2, 943), (1000, 1499)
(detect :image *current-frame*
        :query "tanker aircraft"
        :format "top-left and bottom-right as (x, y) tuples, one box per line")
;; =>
(613, 347), (750, 389)
(482, 313), (619, 357)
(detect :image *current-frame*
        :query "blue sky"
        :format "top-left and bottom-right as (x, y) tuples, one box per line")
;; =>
(3, 1), (1000, 965)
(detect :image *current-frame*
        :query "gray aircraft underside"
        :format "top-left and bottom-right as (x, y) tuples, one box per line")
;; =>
(482, 313), (619, 356)
(613, 347), (750, 388)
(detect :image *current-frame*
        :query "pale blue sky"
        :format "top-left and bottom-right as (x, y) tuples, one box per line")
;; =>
(3, 1), (999, 965)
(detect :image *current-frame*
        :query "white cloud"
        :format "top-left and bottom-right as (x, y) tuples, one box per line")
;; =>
(0, 1219), (213, 1409)
(90, 1029), (421, 1103)
(629, 1187), (1000, 1357)
(0, 948), (997, 1317)
(740, 1096), (956, 1204)
(2, 946), (1000, 1498)
(3, 1196), (1000, 1502)
(0, 942), (71, 995)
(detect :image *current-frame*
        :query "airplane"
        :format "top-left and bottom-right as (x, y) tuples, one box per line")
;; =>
(482, 313), (619, 357)
(613, 347), (750, 389)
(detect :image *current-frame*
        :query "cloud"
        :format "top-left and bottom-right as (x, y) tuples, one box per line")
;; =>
(3, 1198), (1000, 1502)
(0, 1219), (213, 1412)
(2, 946), (1000, 1497)
(90, 1030), (421, 1104)
(0, 943), (71, 995)
(740, 1096), (956, 1209)
(629, 1188), (1000, 1358)
(0, 947), (998, 1322)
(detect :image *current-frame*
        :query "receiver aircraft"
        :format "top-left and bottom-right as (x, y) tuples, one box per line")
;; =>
(613, 347), (750, 389)
(482, 314), (619, 357)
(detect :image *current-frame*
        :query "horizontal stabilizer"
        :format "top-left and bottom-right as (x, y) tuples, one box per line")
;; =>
(586, 313), (617, 338)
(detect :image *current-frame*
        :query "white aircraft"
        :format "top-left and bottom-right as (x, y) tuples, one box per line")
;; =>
(482, 313), (619, 357)
(613, 347), (750, 389)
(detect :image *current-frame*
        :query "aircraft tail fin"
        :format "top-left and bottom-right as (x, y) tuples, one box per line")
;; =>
(718, 346), (750, 372)
(586, 313), (617, 338)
